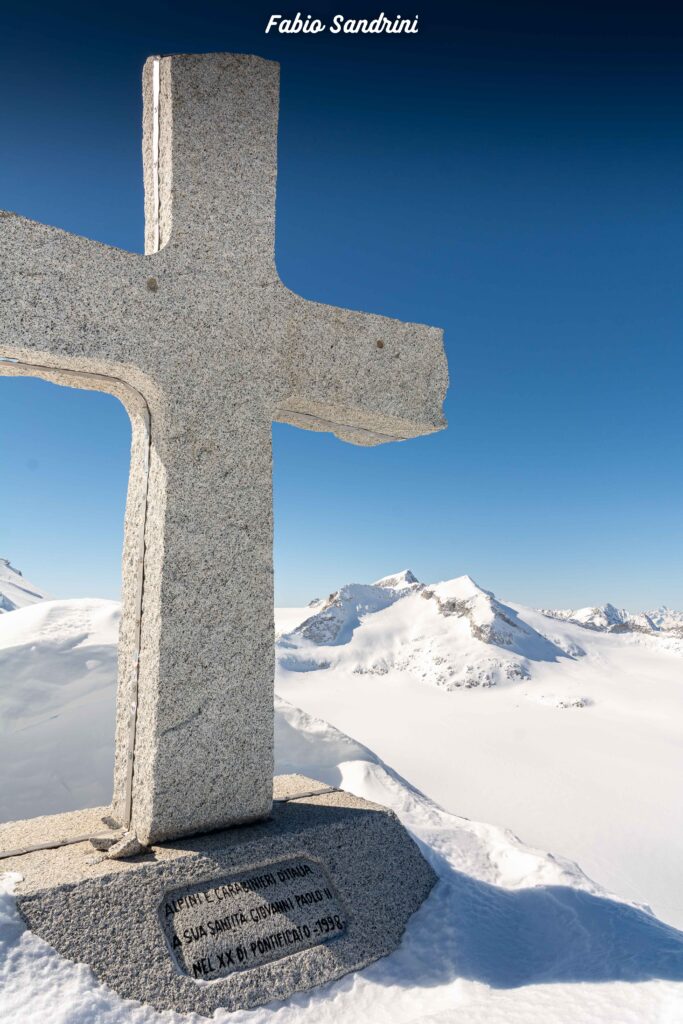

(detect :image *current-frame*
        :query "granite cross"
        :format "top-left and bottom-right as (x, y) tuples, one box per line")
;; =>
(0, 53), (447, 846)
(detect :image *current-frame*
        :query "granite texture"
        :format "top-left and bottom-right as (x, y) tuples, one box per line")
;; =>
(0, 53), (448, 845)
(0, 806), (117, 858)
(13, 776), (438, 1015)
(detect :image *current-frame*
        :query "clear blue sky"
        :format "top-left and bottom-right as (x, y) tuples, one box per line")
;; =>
(1, 2), (682, 609)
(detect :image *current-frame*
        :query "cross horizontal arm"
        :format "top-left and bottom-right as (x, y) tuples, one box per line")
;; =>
(274, 291), (448, 446)
(0, 212), (144, 373)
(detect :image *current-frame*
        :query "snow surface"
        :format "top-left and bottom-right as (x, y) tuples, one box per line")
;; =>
(0, 598), (118, 820)
(2, 699), (683, 1024)
(1, 565), (683, 1021)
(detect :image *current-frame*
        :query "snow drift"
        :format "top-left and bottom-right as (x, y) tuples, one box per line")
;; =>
(0, 597), (118, 821)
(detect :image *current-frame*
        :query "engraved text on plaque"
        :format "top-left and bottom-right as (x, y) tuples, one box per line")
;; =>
(159, 857), (348, 980)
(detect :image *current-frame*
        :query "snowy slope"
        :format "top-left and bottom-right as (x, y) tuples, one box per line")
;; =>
(2, 699), (683, 1024)
(276, 571), (683, 928)
(0, 598), (118, 820)
(0, 558), (49, 613)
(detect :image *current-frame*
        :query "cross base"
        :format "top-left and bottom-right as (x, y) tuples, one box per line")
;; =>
(5, 776), (435, 1015)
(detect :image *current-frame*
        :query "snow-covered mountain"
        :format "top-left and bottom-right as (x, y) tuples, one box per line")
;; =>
(278, 571), (583, 688)
(0, 558), (49, 613)
(279, 571), (683, 687)
(648, 606), (683, 633)
(541, 601), (681, 635)
(372, 568), (421, 592)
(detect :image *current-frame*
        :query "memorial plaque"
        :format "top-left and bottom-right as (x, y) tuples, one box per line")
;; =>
(159, 857), (348, 980)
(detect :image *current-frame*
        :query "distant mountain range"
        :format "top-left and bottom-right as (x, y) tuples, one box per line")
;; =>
(540, 602), (683, 636)
(2, 558), (682, 692)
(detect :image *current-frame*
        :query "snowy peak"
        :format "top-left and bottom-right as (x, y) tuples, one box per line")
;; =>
(290, 570), (423, 647)
(572, 604), (635, 630)
(579, 603), (625, 627)
(646, 606), (683, 634)
(0, 558), (49, 613)
(372, 569), (421, 592)
(423, 575), (522, 646)
(421, 575), (566, 662)
(290, 581), (408, 647)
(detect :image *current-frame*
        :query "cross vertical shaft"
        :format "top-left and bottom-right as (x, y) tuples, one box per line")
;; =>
(143, 54), (279, 263)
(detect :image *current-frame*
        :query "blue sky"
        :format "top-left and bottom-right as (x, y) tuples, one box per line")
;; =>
(1, 2), (682, 608)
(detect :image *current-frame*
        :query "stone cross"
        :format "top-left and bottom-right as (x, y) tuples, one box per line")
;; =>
(0, 54), (447, 846)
